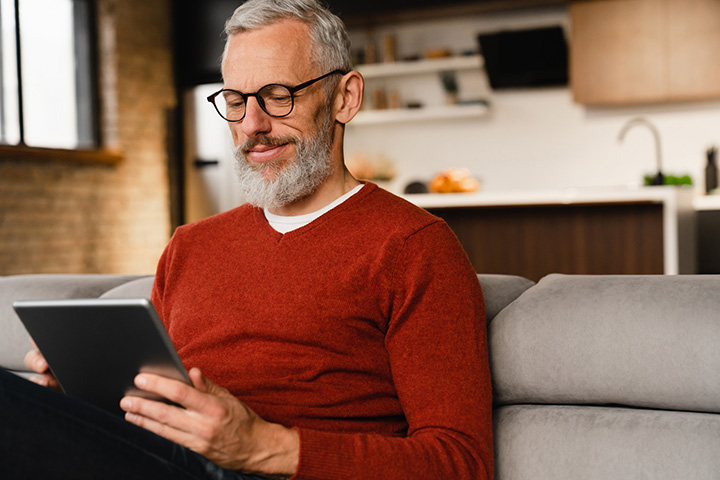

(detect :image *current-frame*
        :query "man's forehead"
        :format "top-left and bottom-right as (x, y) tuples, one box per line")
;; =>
(223, 20), (316, 86)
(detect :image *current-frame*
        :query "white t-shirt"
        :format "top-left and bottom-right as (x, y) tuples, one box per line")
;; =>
(264, 184), (364, 234)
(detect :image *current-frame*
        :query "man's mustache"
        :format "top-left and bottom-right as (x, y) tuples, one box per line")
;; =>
(239, 135), (298, 155)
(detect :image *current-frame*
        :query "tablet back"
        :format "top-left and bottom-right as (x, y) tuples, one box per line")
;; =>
(13, 298), (190, 416)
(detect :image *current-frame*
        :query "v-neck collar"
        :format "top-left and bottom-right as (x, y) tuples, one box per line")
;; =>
(252, 182), (376, 243)
(263, 184), (365, 234)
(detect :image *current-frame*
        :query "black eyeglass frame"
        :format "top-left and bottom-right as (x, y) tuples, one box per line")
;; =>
(207, 70), (347, 122)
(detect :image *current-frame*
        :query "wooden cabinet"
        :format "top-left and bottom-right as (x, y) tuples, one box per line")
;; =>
(429, 202), (666, 282)
(570, 0), (720, 105)
(666, 0), (720, 99)
(406, 187), (696, 282)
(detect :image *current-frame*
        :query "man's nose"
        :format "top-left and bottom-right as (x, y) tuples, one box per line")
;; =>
(240, 96), (272, 138)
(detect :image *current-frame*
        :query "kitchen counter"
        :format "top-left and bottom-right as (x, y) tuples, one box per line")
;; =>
(402, 185), (695, 209)
(693, 194), (720, 211)
(402, 186), (696, 278)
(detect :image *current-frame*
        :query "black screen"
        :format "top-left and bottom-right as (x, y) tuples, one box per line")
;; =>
(478, 26), (568, 89)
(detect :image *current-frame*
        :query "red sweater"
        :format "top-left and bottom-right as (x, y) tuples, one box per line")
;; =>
(151, 183), (493, 479)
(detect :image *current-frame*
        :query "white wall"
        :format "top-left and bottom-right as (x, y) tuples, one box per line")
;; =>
(344, 7), (720, 195)
(189, 5), (720, 220)
(346, 88), (720, 194)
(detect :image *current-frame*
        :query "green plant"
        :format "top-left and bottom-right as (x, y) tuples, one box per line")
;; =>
(643, 174), (692, 186)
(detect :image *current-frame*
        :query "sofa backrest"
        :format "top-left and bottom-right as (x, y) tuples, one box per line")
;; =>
(99, 276), (155, 299)
(0, 275), (152, 373)
(490, 273), (720, 414)
(490, 273), (720, 480)
(477, 273), (535, 322)
(1, 273), (530, 376)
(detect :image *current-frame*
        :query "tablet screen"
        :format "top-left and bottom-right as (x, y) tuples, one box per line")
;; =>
(13, 298), (190, 416)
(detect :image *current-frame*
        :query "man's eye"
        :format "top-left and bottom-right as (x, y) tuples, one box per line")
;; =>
(267, 95), (291, 103)
(223, 93), (245, 107)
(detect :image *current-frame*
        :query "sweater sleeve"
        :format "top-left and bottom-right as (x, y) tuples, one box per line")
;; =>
(293, 220), (493, 480)
(150, 227), (181, 328)
(149, 236), (171, 322)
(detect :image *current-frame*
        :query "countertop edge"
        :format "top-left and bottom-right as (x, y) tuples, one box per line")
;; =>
(401, 186), (697, 210)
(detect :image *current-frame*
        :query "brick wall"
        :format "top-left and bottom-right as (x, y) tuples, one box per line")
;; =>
(0, 0), (176, 275)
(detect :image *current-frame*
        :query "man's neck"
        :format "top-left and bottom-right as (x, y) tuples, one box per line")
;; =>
(267, 168), (361, 217)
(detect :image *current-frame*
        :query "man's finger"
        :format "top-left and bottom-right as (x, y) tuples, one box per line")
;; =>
(134, 374), (197, 405)
(123, 404), (202, 449)
(120, 394), (199, 434)
(189, 367), (209, 392)
(23, 349), (47, 373)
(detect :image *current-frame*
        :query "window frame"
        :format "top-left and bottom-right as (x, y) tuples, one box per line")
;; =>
(0, 0), (120, 163)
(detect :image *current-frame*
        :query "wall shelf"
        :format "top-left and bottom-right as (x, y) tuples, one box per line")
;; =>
(356, 55), (483, 79)
(352, 54), (489, 125)
(350, 103), (489, 126)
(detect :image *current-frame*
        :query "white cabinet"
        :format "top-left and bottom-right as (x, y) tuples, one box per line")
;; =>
(351, 55), (490, 126)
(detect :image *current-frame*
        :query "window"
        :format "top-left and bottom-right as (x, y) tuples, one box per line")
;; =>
(0, 0), (98, 150)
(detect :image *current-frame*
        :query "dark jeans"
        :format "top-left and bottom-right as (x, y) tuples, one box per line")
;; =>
(0, 368), (267, 479)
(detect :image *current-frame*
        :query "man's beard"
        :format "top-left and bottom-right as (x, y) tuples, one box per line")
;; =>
(232, 107), (335, 210)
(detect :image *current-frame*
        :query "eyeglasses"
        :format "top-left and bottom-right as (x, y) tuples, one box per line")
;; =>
(207, 70), (346, 122)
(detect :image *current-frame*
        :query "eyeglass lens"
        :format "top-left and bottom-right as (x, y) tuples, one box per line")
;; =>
(218, 84), (294, 121)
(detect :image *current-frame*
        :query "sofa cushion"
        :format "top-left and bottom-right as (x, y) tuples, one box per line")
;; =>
(99, 276), (154, 299)
(0, 274), (145, 372)
(477, 274), (534, 322)
(490, 274), (720, 413)
(494, 404), (720, 480)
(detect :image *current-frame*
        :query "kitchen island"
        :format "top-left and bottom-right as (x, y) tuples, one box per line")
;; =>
(694, 194), (720, 274)
(402, 186), (696, 282)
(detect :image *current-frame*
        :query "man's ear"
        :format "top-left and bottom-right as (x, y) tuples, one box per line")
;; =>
(333, 71), (364, 125)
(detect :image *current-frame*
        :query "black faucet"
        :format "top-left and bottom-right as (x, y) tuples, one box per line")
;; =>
(618, 117), (664, 186)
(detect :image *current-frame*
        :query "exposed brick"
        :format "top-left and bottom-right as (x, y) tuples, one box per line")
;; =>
(0, 0), (175, 275)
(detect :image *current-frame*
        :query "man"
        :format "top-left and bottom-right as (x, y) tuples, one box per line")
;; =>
(8, 0), (492, 478)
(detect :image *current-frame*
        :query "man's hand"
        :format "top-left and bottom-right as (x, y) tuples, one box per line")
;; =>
(24, 344), (60, 390)
(119, 367), (299, 477)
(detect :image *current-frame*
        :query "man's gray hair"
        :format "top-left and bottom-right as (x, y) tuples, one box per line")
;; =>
(223, 0), (353, 75)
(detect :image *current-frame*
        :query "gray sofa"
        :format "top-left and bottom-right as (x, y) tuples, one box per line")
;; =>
(2, 272), (719, 479)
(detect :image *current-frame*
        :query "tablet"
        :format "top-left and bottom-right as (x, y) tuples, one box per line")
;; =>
(13, 298), (190, 417)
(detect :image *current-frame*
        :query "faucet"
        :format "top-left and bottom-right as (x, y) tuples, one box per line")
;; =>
(618, 117), (664, 186)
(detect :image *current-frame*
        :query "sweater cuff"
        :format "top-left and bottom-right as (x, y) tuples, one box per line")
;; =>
(290, 427), (350, 480)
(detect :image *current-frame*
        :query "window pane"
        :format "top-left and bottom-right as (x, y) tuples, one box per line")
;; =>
(19, 0), (78, 148)
(73, 0), (96, 149)
(0, 0), (20, 144)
